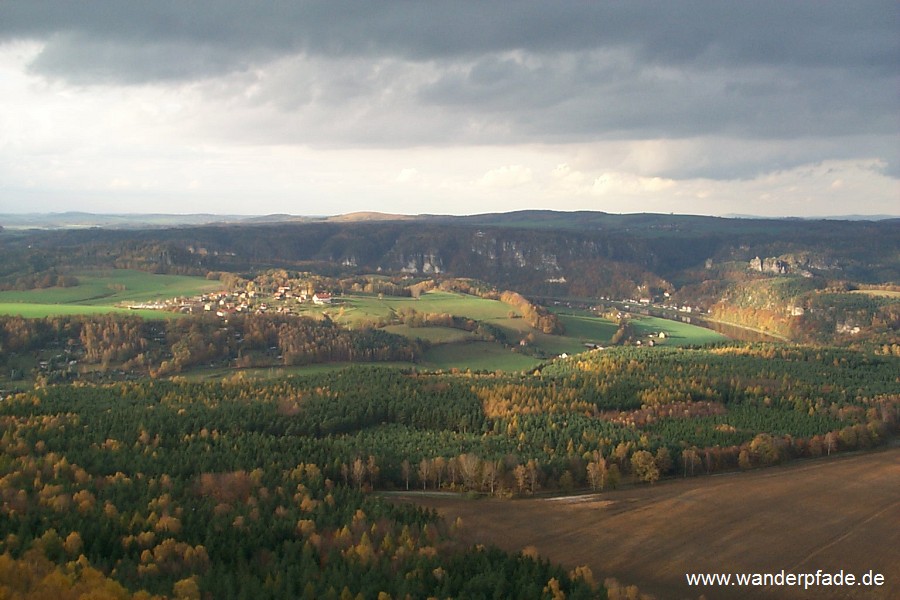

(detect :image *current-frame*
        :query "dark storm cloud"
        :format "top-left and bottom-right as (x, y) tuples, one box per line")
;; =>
(4, 1), (896, 76)
(2, 1), (897, 178)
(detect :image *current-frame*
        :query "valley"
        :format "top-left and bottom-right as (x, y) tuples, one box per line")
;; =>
(0, 210), (897, 599)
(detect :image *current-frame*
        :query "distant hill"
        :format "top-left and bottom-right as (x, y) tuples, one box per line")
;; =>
(1, 210), (897, 345)
(0, 212), (321, 230)
(3, 209), (897, 231)
(327, 211), (416, 222)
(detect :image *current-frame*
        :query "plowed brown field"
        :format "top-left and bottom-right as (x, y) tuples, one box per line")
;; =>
(397, 448), (900, 599)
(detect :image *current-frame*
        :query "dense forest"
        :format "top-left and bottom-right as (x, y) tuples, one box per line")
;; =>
(1, 343), (897, 597)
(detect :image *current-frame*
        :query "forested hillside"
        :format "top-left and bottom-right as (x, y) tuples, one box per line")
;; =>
(1, 344), (897, 597)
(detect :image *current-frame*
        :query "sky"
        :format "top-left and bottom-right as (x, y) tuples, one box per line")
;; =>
(1, 1), (898, 218)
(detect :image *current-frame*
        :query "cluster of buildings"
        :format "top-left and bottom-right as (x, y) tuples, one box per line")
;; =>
(272, 286), (332, 305)
(128, 288), (334, 319)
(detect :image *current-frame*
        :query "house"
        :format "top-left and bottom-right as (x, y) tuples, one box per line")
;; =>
(312, 292), (332, 305)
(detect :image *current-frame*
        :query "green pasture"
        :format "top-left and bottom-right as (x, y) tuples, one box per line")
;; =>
(0, 269), (220, 318)
(422, 341), (540, 372)
(558, 314), (619, 341)
(0, 302), (172, 320)
(404, 291), (518, 319)
(343, 291), (725, 367)
(382, 324), (476, 344)
(630, 315), (727, 345)
(337, 291), (518, 325)
(528, 332), (591, 356)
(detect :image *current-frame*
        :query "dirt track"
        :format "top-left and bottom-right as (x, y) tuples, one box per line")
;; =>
(397, 449), (900, 599)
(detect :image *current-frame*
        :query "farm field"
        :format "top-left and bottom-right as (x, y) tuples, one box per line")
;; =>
(0, 302), (165, 320)
(337, 291), (616, 367)
(556, 313), (620, 341)
(382, 324), (476, 344)
(342, 292), (726, 363)
(0, 269), (221, 317)
(336, 290), (519, 325)
(401, 448), (900, 600)
(629, 315), (729, 345)
(422, 341), (541, 372)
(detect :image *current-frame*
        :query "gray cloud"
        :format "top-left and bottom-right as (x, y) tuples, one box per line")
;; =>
(2, 1), (897, 181)
(5, 2), (897, 75)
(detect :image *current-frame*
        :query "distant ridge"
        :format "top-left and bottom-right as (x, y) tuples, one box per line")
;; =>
(723, 213), (899, 221)
(2, 209), (898, 231)
(326, 212), (414, 222)
(0, 212), (325, 230)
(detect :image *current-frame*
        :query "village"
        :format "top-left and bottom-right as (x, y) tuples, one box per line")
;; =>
(127, 285), (335, 319)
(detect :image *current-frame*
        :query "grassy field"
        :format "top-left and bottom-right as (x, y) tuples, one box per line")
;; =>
(400, 448), (900, 599)
(630, 315), (728, 345)
(558, 314), (620, 341)
(336, 291), (519, 325)
(0, 269), (221, 318)
(851, 289), (900, 298)
(422, 341), (540, 372)
(320, 291), (723, 351)
(0, 302), (170, 320)
(347, 292), (728, 370)
(382, 324), (476, 344)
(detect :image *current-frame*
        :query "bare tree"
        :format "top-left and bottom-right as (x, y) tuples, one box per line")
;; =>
(513, 464), (528, 495)
(459, 453), (481, 490)
(400, 459), (411, 491)
(433, 456), (447, 490)
(417, 458), (430, 491)
(481, 460), (499, 496)
(682, 448), (700, 477)
(351, 457), (366, 490)
(586, 457), (608, 491)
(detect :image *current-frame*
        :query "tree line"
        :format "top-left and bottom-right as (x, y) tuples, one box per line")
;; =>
(0, 313), (422, 383)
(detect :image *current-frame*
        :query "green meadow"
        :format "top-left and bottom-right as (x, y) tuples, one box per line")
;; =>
(0, 269), (221, 318)
(422, 341), (541, 372)
(630, 315), (728, 345)
(0, 303), (168, 320)
(558, 313), (620, 342)
(381, 324), (476, 344)
(344, 291), (728, 369)
(337, 291), (518, 324)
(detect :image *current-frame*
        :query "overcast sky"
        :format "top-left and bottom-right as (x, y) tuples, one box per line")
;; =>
(1, 1), (898, 217)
